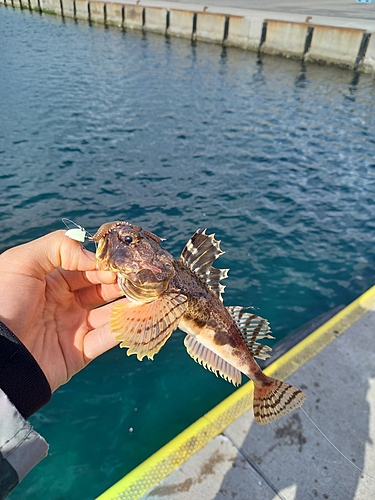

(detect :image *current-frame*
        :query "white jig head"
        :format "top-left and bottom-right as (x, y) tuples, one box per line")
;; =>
(62, 218), (93, 243)
(65, 227), (87, 242)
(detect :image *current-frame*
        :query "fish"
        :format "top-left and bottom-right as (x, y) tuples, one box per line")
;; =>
(93, 221), (306, 424)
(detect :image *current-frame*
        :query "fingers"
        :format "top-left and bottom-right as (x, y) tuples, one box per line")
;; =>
(1, 231), (98, 279)
(75, 283), (123, 310)
(59, 266), (122, 309)
(57, 268), (123, 309)
(83, 324), (120, 360)
(83, 300), (129, 359)
(87, 298), (129, 329)
(60, 268), (118, 292)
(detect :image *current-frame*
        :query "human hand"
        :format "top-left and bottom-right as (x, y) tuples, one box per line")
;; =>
(0, 231), (124, 392)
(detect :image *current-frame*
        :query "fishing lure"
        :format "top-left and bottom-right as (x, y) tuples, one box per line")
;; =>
(62, 218), (93, 243)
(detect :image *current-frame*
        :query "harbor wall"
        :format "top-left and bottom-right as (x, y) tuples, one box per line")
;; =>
(2, 0), (375, 73)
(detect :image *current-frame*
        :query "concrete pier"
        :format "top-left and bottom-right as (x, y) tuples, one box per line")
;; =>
(306, 24), (367, 67)
(124, 5), (143, 29)
(168, 9), (195, 38)
(39, 0), (61, 14)
(29, 0), (40, 10)
(144, 7), (168, 34)
(75, 0), (88, 20)
(105, 2), (123, 26)
(3, 0), (375, 72)
(89, 1), (105, 23)
(260, 20), (309, 58)
(195, 12), (227, 43)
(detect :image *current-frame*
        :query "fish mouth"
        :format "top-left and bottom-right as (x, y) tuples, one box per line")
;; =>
(118, 269), (171, 301)
(126, 266), (167, 285)
(95, 257), (162, 278)
(95, 254), (165, 279)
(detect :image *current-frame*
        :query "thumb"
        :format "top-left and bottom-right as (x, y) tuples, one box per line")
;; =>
(0, 230), (97, 278)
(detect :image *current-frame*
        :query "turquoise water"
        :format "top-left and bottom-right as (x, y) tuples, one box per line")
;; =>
(2, 6), (375, 499)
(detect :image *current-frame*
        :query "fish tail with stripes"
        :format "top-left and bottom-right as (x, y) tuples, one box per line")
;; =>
(253, 377), (306, 425)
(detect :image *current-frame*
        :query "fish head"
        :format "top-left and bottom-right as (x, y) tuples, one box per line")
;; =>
(93, 221), (175, 301)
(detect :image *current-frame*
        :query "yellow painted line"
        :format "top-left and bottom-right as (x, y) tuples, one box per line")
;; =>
(97, 284), (375, 500)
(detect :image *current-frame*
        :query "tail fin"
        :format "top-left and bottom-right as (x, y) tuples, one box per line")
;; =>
(253, 377), (306, 425)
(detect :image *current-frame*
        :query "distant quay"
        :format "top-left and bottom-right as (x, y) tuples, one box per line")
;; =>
(3, 0), (375, 73)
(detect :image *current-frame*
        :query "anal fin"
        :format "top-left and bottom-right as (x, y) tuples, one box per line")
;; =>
(184, 335), (242, 386)
(111, 293), (187, 361)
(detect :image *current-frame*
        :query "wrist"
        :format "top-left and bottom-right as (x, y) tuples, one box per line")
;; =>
(0, 322), (52, 418)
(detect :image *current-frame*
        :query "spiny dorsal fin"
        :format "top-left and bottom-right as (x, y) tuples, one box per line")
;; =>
(227, 306), (274, 360)
(184, 335), (242, 386)
(110, 293), (188, 361)
(180, 229), (229, 302)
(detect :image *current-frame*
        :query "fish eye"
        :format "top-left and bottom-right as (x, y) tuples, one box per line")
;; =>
(118, 228), (137, 245)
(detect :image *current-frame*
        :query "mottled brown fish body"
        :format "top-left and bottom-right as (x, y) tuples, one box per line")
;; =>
(169, 262), (271, 387)
(178, 302), (267, 388)
(93, 221), (306, 424)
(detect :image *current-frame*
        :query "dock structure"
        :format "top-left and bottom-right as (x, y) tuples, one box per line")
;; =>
(2, 0), (375, 72)
(97, 285), (375, 499)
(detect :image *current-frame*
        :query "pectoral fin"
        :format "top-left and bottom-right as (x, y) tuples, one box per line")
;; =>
(111, 293), (188, 361)
(184, 335), (242, 386)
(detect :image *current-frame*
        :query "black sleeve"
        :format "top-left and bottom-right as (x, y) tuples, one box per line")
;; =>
(0, 322), (51, 418)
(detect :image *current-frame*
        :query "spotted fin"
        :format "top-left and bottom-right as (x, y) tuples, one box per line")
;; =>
(180, 229), (229, 302)
(227, 306), (274, 360)
(184, 335), (242, 386)
(253, 378), (306, 424)
(110, 293), (188, 361)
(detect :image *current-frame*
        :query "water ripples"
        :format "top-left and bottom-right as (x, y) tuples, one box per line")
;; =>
(2, 7), (375, 499)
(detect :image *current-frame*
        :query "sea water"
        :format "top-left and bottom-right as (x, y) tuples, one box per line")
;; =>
(1, 7), (375, 499)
